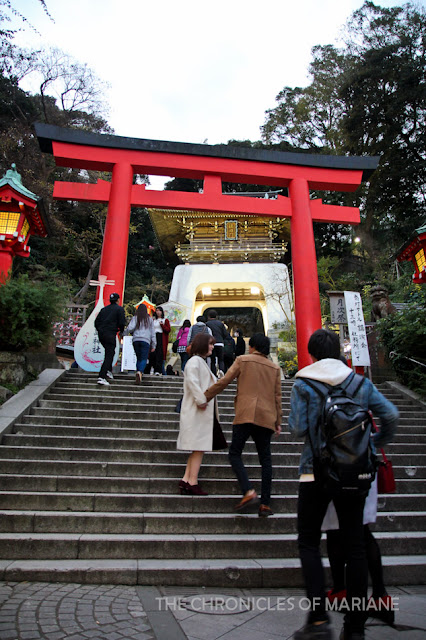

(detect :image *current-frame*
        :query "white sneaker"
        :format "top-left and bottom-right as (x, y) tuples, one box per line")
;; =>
(97, 377), (110, 386)
(106, 371), (114, 380)
(154, 372), (161, 376)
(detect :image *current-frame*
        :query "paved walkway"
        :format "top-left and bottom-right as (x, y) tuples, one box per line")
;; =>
(0, 583), (425, 640)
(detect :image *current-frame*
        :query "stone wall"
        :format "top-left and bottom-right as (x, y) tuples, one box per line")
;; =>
(0, 351), (63, 387)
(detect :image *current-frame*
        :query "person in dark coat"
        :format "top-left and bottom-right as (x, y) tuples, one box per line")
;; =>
(223, 330), (236, 372)
(94, 292), (125, 386)
(206, 310), (228, 375)
(234, 329), (246, 356)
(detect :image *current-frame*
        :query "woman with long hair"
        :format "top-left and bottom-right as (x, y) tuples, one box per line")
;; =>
(150, 306), (171, 375)
(176, 319), (191, 372)
(125, 304), (156, 384)
(177, 333), (227, 495)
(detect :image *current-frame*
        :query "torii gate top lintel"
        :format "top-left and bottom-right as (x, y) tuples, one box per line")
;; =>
(35, 123), (379, 368)
(36, 122), (378, 185)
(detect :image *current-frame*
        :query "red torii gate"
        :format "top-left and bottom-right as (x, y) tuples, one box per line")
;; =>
(36, 123), (379, 369)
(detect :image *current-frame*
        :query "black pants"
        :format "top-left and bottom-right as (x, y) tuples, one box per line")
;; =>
(210, 345), (224, 374)
(145, 333), (163, 374)
(327, 525), (386, 599)
(297, 481), (367, 632)
(98, 331), (116, 379)
(228, 423), (273, 506)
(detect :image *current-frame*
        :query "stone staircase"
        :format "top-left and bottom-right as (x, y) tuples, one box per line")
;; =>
(0, 370), (425, 586)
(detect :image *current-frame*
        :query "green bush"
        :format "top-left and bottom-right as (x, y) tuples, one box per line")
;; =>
(377, 287), (426, 397)
(0, 274), (68, 351)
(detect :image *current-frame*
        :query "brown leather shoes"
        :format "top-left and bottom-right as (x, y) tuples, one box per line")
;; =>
(235, 489), (258, 511)
(258, 504), (274, 517)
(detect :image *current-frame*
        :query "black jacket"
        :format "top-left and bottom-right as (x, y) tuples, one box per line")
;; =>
(206, 319), (228, 344)
(235, 336), (246, 356)
(95, 303), (125, 334)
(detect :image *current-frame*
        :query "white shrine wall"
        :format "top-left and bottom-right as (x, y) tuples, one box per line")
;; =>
(161, 263), (293, 334)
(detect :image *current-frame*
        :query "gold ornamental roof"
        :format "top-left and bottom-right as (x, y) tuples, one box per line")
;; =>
(147, 208), (290, 263)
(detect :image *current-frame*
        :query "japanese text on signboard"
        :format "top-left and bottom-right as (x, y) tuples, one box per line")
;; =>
(344, 291), (370, 367)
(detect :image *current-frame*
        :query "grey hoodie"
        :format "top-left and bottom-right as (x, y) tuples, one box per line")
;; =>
(125, 316), (156, 348)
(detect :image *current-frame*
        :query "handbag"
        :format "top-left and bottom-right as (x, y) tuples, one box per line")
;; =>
(377, 448), (396, 493)
(370, 413), (396, 494)
(174, 397), (182, 413)
(172, 338), (179, 353)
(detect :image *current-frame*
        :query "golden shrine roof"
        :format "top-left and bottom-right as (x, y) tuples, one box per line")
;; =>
(147, 208), (290, 263)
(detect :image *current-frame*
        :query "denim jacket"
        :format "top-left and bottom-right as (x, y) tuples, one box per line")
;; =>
(288, 360), (399, 475)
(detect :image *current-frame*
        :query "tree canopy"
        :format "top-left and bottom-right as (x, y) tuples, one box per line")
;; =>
(261, 1), (426, 268)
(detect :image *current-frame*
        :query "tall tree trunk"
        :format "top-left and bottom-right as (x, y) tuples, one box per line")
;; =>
(73, 256), (101, 303)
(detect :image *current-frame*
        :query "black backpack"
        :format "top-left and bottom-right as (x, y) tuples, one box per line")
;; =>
(304, 373), (377, 494)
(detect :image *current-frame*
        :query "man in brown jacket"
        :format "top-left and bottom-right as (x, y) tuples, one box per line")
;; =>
(204, 333), (282, 516)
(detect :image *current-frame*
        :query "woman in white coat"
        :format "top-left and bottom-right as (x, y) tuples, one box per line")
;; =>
(177, 332), (227, 495)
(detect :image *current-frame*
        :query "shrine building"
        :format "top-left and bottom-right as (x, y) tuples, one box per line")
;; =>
(147, 204), (292, 332)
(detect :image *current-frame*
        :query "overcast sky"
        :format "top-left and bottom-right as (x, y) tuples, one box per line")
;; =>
(12, 0), (422, 186)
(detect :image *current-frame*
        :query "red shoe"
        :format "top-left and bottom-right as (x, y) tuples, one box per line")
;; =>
(178, 480), (189, 495)
(368, 595), (395, 626)
(187, 484), (208, 496)
(326, 588), (347, 603)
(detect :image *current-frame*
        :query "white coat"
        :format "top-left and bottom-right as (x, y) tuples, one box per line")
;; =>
(177, 355), (220, 452)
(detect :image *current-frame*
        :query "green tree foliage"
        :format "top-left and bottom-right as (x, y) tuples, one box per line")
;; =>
(341, 1), (426, 251)
(0, 273), (68, 350)
(261, 1), (426, 268)
(377, 286), (426, 396)
(262, 45), (348, 152)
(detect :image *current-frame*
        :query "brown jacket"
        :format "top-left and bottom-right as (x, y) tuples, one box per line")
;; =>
(204, 351), (282, 431)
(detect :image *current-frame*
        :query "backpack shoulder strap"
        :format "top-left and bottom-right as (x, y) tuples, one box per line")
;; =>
(302, 378), (331, 399)
(340, 372), (366, 397)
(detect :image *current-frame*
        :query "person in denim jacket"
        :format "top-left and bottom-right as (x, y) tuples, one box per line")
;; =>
(288, 329), (399, 640)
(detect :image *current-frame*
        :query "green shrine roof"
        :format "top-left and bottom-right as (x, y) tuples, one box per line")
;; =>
(0, 164), (38, 201)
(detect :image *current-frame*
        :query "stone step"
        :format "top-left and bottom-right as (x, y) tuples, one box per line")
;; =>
(2, 555), (425, 587)
(1, 445), (424, 466)
(4, 434), (425, 455)
(1, 368), (425, 587)
(28, 406), (425, 425)
(1, 474), (425, 495)
(0, 530), (425, 560)
(1, 459), (424, 479)
(0, 491), (424, 513)
(13, 423), (426, 441)
(38, 396), (422, 415)
(1, 509), (424, 535)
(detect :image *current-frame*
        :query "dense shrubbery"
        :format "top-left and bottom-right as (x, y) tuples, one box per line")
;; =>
(0, 274), (68, 351)
(378, 287), (426, 397)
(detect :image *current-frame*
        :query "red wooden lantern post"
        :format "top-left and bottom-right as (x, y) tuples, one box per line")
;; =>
(36, 124), (378, 368)
(0, 164), (50, 283)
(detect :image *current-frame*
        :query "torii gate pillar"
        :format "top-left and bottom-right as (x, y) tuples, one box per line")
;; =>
(289, 178), (323, 358)
(35, 124), (379, 369)
(100, 162), (133, 300)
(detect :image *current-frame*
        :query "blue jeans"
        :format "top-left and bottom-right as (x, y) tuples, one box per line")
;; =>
(133, 340), (150, 373)
(180, 351), (189, 371)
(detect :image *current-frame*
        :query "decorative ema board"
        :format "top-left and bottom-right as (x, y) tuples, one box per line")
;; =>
(73, 275), (120, 372)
